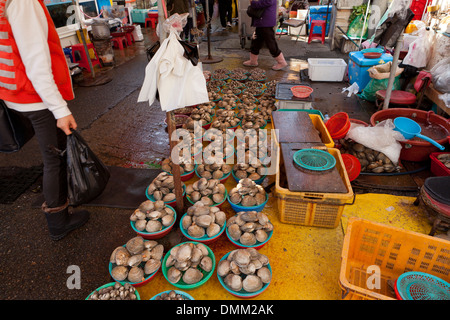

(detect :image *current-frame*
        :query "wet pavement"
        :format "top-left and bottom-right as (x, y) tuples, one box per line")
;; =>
(0, 20), (436, 300)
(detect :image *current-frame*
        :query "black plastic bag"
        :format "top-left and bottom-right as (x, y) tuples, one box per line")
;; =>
(0, 100), (35, 153)
(66, 130), (110, 206)
(178, 40), (199, 66)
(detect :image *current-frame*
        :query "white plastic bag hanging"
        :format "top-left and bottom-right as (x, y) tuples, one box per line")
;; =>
(402, 28), (434, 68)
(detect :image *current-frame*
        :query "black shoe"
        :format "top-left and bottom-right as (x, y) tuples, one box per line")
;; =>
(44, 207), (90, 241)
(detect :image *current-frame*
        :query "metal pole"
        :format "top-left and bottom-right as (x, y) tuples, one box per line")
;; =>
(382, 33), (403, 110)
(200, 0), (223, 63)
(359, 0), (371, 47)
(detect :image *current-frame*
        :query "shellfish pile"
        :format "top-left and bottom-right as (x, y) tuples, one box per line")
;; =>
(153, 290), (190, 300)
(217, 93), (238, 109)
(233, 160), (266, 181)
(165, 242), (213, 285)
(227, 211), (273, 245)
(218, 248), (271, 293)
(212, 69), (229, 80)
(209, 90), (221, 101)
(130, 200), (175, 233)
(186, 177), (227, 206)
(212, 109), (240, 131)
(228, 69), (247, 80)
(239, 112), (266, 130)
(181, 201), (227, 238)
(147, 172), (185, 202)
(436, 153), (450, 169)
(229, 178), (266, 206)
(88, 282), (138, 300)
(248, 68), (266, 81)
(110, 236), (163, 283)
(161, 157), (195, 175)
(339, 139), (400, 173)
(196, 162), (232, 180)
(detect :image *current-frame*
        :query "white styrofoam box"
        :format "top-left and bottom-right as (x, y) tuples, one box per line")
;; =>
(288, 23), (306, 36)
(132, 25), (144, 42)
(276, 100), (313, 110)
(307, 58), (347, 82)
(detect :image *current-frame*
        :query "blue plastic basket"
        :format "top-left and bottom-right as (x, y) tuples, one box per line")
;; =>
(293, 149), (336, 171)
(395, 272), (450, 300)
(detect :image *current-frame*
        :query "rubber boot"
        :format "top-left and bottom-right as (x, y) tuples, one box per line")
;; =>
(272, 52), (288, 71)
(243, 53), (259, 67)
(43, 200), (90, 241)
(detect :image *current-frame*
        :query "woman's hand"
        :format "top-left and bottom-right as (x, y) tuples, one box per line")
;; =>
(56, 114), (77, 135)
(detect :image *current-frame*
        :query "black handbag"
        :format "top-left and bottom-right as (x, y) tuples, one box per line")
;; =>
(247, 5), (265, 19)
(146, 40), (161, 61)
(66, 130), (110, 206)
(0, 100), (35, 153)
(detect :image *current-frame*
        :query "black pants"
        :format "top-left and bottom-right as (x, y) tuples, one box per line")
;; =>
(201, 0), (214, 20)
(250, 27), (282, 57)
(22, 109), (68, 208)
(219, 0), (232, 27)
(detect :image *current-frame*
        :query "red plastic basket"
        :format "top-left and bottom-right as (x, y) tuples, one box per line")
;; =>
(291, 86), (313, 99)
(341, 154), (361, 181)
(326, 112), (350, 139)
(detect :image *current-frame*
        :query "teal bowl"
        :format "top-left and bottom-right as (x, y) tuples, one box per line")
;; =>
(179, 212), (226, 245)
(227, 192), (268, 213)
(225, 213), (273, 249)
(217, 252), (272, 298)
(145, 184), (186, 207)
(130, 204), (176, 240)
(231, 166), (267, 185)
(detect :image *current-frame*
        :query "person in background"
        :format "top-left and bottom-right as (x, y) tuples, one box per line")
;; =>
(182, 0), (195, 41)
(0, 0), (90, 240)
(219, 0), (233, 30)
(167, 0), (189, 17)
(243, 0), (288, 71)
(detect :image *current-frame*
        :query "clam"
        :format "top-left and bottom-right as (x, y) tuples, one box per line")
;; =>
(255, 229), (268, 242)
(207, 223), (221, 237)
(135, 219), (147, 231)
(146, 220), (162, 233)
(240, 232), (257, 246)
(127, 254), (143, 267)
(228, 223), (242, 241)
(217, 259), (231, 277)
(114, 247), (131, 266)
(195, 215), (213, 228)
(150, 244), (164, 261)
(144, 259), (161, 275)
(182, 215), (192, 230)
(257, 266), (272, 283)
(128, 266), (145, 283)
(234, 249), (251, 266)
(242, 275), (263, 292)
(162, 214), (174, 227)
(199, 256), (213, 272)
(188, 224), (206, 238)
(167, 266), (182, 283)
(111, 266), (129, 281)
(144, 240), (158, 249)
(176, 243), (194, 262)
(224, 274), (243, 291)
(182, 267), (204, 284)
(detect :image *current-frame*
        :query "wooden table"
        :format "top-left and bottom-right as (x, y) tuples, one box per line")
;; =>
(425, 84), (449, 116)
(272, 111), (322, 144)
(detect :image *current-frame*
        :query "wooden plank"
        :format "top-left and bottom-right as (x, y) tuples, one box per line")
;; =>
(425, 84), (450, 116)
(272, 111), (322, 144)
(281, 143), (348, 193)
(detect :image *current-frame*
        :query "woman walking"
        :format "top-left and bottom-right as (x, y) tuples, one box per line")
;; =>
(243, 0), (288, 71)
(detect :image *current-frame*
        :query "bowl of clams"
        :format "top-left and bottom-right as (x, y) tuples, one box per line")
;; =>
(162, 241), (216, 290)
(180, 201), (227, 244)
(150, 290), (195, 300)
(232, 162), (267, 185)
(195, 162), (232, 184)
(217, 248), (272, 298)
(130, 200), (176, 240)
(109, 236), (164, 287)
(186, 177), (228, 208)
(86, 282), (140, 300)
(161, 157), (196, 182)
(228, 178), (268, 213)
(146, 172), (186, 207)
(226, 211), (273, 249)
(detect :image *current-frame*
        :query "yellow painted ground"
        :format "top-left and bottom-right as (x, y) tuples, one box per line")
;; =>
(135, 176), (433, 300)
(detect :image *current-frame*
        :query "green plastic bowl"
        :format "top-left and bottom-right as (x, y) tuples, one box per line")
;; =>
(85, 282), (141, 300)
(161, 241), (216, 290)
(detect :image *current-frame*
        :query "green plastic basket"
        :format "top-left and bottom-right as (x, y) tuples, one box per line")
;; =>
(161, 241), (216, 290)
(293, 149), (336, 171)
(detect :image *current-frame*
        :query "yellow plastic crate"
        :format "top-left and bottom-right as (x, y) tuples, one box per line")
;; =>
(309, 114), (334, 148)
(274, 147), (354, 228)
(339, 218), (450, 300)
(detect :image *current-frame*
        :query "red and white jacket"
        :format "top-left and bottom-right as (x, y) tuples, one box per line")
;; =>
(0, 0), (73, 119)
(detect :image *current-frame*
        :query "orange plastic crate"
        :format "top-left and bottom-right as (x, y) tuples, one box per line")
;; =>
(340, 218), (450, 300)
